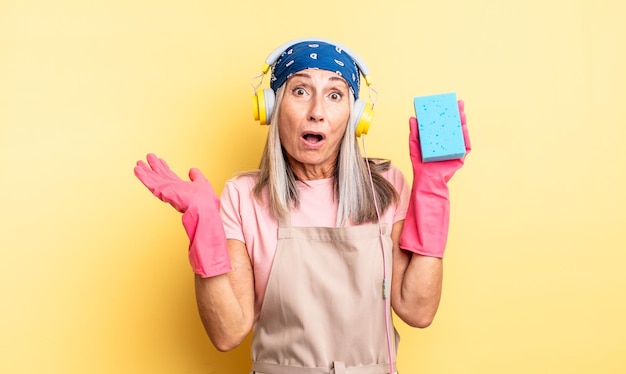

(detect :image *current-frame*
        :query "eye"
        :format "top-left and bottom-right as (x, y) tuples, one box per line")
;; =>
(329, 92), (343, 101)
(293, 87), (307, 96)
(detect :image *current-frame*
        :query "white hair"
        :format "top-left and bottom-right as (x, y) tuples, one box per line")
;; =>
(248, 86), (397, 225)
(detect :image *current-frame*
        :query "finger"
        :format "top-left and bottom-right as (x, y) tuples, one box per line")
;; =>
(456, 100), (471, 153)
(147, 154), (181, 180)
(145, 153), (159, 170)
(145, 154), (165, 176)
(408, 116), (418, 135)
(146, 153), (167, 173)
(135, 158), (171, 194)
(133, 163), (146, 182)
(457, 100), (466, 126)
(460, 120), (472, 154)
(134, 160), (155, 182)
(408, 116), (420, 144)
(189, 168), (208, 183)
(408, 116), (423, 161)
(135, 159), (148, 170)
(134, 164), (159, 193)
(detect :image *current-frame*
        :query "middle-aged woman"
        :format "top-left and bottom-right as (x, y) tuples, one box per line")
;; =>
(134, 38), (471, 374)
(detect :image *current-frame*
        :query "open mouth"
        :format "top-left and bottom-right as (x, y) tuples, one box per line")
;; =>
(302, 132), (325, 144)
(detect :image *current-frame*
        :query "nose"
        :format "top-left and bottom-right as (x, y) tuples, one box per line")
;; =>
(308, 94), (325, 122)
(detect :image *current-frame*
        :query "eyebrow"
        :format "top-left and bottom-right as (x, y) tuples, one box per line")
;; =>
(290, 72), (347, 83)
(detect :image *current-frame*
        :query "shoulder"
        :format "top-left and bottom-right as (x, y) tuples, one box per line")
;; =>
(369, 159), (408, 186)
(224, 172), (259, 192)
(221, 172), (261, 211)
(221, 171), (267, 235)
(385, 163), (408, 185)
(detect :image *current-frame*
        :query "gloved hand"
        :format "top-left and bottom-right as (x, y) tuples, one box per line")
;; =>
(134, 153), (232, 277)
(399, 100), (471, 258)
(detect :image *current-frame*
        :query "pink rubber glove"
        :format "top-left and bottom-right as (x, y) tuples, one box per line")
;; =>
(399, 100), (471, 258)
(134, 153), (232, 278)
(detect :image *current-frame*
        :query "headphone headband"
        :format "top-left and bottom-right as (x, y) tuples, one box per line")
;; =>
(261, 37), (372, 86)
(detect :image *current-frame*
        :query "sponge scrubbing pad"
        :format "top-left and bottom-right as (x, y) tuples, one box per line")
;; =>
(414, 92), (466, 162)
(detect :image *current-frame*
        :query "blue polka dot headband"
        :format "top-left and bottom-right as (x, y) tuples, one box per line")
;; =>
(270, 41), (362, 99)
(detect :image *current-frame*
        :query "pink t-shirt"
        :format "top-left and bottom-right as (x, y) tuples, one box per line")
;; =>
(220, 164), (410, 321)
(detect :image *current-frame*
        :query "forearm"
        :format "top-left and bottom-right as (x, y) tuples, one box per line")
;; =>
(391, 251), (443, 328)
(194, 239), (255, 351)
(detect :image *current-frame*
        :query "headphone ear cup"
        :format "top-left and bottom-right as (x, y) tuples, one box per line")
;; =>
(353, 99), (374, 137)
(252, 89), (276, 126)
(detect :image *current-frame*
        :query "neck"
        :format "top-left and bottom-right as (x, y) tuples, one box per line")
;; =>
(289, 159), (336, 181)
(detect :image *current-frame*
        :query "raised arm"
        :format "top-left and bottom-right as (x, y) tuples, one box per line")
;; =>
(391, 101), (470, 327)
(134, 153), (254, 350)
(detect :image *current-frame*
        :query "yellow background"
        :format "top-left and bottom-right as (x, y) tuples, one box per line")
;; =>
(1, 0), (625, 373)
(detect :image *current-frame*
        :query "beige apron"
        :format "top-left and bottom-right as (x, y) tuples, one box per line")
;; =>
(251, 218), (399, 374)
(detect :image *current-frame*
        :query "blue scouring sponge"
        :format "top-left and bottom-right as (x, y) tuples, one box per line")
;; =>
(414, 92), (466, 162)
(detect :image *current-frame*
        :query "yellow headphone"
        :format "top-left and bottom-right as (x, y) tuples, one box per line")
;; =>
(252, 38), (375, 137)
